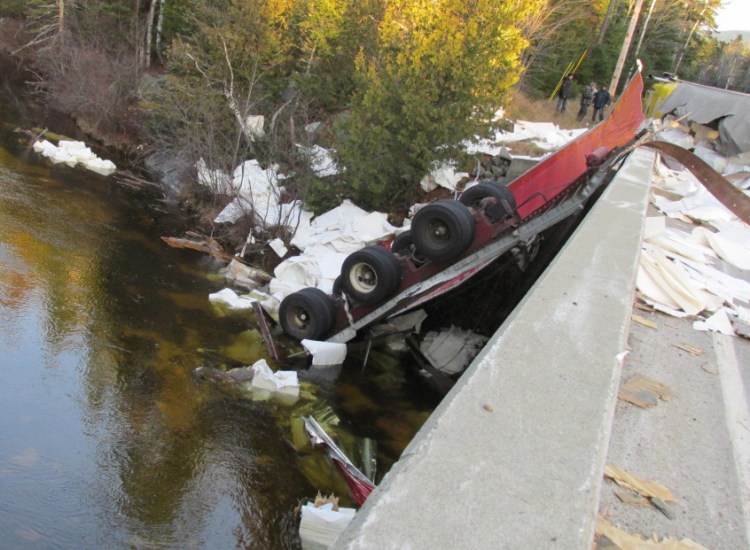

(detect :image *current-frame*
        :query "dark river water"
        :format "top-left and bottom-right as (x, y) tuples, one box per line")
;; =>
(0, 118), (439, 548)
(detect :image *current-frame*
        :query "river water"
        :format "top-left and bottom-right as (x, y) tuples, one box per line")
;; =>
(0, 118), (439, 547)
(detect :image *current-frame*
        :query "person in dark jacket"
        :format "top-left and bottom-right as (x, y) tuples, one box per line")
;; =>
(556, 74), (575, 113)
(576, 82), (596, 121)
(591, 85), (611, 122)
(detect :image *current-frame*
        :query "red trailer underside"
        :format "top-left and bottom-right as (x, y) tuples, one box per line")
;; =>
(510, 73), (645, 219)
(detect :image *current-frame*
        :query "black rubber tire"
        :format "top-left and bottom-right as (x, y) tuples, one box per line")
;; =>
(411, 200), (476, 262)
(279, 287), (336, 341)
(332, 275), (344, 296)
(390, 231), (414, 256)
(340, 246), (402, 304)
(459, 182), (517, 222)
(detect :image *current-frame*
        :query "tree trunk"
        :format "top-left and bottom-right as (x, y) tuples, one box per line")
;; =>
(632, 0), (657, 60)
(609, 0), (645, 96)
(597, 0), (620, 45)
(144, 0), (157, 68)
(672, 0), (709, 76)
(155, 0), (165, 63)
(57, 0), (65, 43)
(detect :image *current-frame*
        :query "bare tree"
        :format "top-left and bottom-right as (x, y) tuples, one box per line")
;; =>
(672, 0), (710, 75)
(597, 0), (620, 45)
(13, 0), (71, 54)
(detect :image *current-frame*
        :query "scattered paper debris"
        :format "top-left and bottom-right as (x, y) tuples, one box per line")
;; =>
(632, 314), (658, 329)
(614, 491), (651, 507)
(249, 359), (300, 398)
(301, 339), (348, 367)
(596, 517), (708, 550)
(693, 308), (736, 336)
(419, 325), (488, 375)
(269, 238), (289, 258)
(618, 374), (675, 409)
(224, 259), (272, 291)
(209, 288), (258, 309)
(672, 343), (704, 356)
(299, 498), (356, 550)
(604, 464), (677, 502)
(701, 364), (719, 375)
(650, 496), (675, 520)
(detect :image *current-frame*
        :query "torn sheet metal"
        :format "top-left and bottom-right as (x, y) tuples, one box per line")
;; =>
(648, 80), (750, 157)
(303, 416), (375, 506)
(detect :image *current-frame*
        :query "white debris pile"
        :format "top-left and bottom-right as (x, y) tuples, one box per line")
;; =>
(297, 144), (339, 177)
(491, 121), (587, 152)
(208, 199), (400, 317)
(208, 287), (258, 309)
(208, 159), (308, 227)
(637, 148), (750, 336)
(652, 117), (750, 183)
(420, 325), (489, 375)
(266, 200), (399, 314)
(420, 161), (469, 193)
(248, 359), (300, 398)
(301, 339), (348, 367)
(33, 139), (117, 176)
(299, 499), (356, 550)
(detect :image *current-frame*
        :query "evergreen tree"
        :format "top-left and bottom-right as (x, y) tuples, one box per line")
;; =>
(336, 0), (542, 211)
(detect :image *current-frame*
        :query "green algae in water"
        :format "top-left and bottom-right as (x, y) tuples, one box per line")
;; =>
(220, 329), (265, 364)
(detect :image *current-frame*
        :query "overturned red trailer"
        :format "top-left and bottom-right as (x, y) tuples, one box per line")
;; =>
(278, 72), (647, 344)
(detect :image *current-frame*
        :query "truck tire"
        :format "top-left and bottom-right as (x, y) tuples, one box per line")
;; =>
(390, 231), (414, 256)
(459, 182), (517, 222)
(341, 246), (402, 304)
(411, 200), (475, 262)
(279, 287), (336, 341)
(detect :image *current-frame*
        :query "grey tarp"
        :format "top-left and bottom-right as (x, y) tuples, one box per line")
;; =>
(656, 81), (750, 157)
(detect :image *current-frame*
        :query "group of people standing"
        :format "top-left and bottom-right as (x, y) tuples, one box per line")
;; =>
(555, 74), (611, 123)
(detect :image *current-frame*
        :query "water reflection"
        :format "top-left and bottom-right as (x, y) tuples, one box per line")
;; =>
(0, 132), (437, 548)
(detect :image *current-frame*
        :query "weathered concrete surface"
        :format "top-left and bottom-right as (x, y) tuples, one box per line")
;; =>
(335, 148), (658, 549)
(600, 214), (750, 548)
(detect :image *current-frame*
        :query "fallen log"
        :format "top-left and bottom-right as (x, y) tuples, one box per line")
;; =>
(161, 233), (232, 262)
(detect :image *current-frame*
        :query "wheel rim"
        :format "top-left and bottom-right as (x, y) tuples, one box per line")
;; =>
(349, 262), (378, 294)
(289, 305), (311, 331)
(426, 219), (451, 248)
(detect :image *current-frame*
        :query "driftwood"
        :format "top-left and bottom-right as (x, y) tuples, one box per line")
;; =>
(161, 231), (232, 262)
(115, 170), (162, 189)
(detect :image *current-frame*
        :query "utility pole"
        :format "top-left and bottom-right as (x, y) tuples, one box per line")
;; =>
(609, 0), (645, 96)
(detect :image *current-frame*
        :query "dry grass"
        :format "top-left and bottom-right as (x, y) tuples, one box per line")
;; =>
(506, 88), (592, 131)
